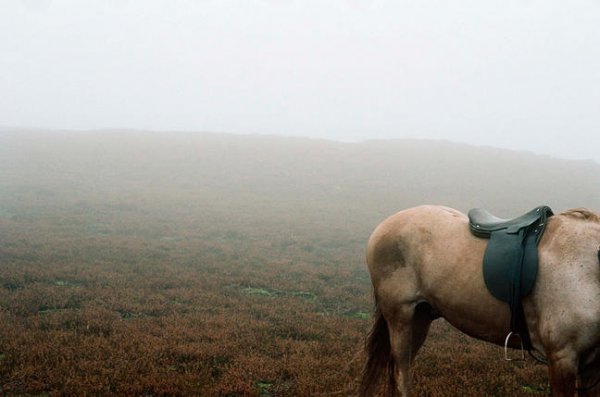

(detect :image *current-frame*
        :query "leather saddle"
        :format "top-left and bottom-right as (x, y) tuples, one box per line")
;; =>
(468, 205), (554, 351)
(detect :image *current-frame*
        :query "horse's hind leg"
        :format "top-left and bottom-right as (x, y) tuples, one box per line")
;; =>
(385, 308), (412, 397)
(383, 302), (434, 397)
(411, 302), (435, 357)
(547, 352), (577, 397)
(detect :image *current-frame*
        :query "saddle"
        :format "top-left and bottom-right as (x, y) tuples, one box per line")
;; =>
(468, 205), (554, 353)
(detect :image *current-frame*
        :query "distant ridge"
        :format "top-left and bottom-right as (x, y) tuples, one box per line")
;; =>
(0, 130), (598, 237)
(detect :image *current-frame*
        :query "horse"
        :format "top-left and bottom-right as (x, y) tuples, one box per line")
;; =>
(359, 205), (600, 397)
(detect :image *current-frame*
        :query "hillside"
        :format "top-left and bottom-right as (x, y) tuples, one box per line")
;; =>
(1, 130), (598, 239)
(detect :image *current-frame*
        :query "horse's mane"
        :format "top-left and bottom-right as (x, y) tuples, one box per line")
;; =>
(560, 208), (600, 223)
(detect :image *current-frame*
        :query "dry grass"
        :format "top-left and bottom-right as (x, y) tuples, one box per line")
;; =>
(0, 205), (549, 396)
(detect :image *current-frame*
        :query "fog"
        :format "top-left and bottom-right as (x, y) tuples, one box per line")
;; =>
(1, 0), (600, 161)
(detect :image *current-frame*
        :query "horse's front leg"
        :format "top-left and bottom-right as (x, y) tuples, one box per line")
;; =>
(578, 373), (600, 397)
(577, 357), (600, 397)
(548, 352), (577, 397)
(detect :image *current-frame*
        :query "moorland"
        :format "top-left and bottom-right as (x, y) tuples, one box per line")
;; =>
(0, 130), (599, 396)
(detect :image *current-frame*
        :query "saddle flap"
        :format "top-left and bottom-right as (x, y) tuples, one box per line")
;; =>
(483, 230), (539, 303)
(476, 206), (554, 351)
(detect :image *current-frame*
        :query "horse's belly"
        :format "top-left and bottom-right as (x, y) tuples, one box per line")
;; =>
(431, 294), (513, 347)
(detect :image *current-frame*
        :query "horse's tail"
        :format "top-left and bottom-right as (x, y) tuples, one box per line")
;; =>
(358, 299), (395, 397)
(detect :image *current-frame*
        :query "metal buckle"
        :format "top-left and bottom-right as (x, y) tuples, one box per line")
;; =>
(504, 332), (525, 361)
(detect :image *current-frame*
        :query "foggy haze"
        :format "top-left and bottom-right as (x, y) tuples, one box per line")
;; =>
(1, 0), (599, 161)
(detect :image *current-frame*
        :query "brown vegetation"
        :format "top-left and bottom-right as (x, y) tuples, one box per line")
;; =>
(0, 131), (598, 395)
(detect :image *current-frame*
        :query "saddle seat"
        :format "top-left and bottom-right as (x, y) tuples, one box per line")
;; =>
(469, 206), (552, 237)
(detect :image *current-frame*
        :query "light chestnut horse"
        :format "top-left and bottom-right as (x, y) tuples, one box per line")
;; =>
(359, 205), (600, 397)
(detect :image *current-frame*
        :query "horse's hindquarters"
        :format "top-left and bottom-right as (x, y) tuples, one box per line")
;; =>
(368, 205), (513, 347)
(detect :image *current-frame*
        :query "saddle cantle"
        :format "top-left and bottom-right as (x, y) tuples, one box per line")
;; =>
(468, 205), (554, 352)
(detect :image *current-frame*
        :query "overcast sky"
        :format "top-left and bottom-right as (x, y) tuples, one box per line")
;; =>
(1, 0), (599, 161)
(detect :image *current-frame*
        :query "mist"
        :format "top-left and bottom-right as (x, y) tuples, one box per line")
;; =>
(1, 0), (600, 161)
(2, 3), (600, 394)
